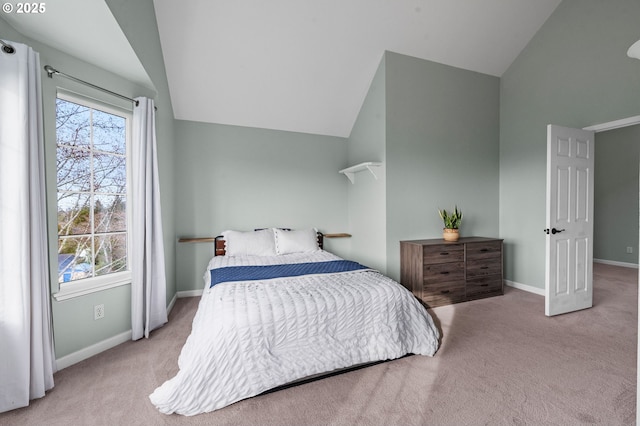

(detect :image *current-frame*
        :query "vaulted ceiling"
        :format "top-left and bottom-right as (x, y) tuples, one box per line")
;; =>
(153, 0), (562, 137)
(2, 0), (563, 138)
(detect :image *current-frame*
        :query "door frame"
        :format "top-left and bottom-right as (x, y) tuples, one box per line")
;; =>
(583, 115), (640, 132)
(581, 114), (640, 425)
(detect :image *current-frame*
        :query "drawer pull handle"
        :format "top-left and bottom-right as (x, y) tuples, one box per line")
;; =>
(480, 248), (489, 252)
(441, 290), (450, 294)
(480, 284), (489, 287)
(440, 271), (450, 275)
(440, 252), (449, 255)
(480, 266), (489, 270)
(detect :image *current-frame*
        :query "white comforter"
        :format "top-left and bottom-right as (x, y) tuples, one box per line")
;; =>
(149, 251), (439, 416)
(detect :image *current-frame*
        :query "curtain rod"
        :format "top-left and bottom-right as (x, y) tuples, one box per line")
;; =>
(44, 65), (140, 107)
(0, 39), (16, 54)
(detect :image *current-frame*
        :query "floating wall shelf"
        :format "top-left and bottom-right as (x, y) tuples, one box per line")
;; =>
(178, 237), (216, 243)
(339, 162), (382, 184)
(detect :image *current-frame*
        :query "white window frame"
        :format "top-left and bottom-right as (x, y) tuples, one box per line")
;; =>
(54, 91), (133, 301)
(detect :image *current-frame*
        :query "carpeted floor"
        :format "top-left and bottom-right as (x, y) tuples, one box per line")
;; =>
(1, 263), (636, 425)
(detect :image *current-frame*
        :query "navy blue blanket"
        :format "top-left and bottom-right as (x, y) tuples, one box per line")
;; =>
(210, 260), (369, 288)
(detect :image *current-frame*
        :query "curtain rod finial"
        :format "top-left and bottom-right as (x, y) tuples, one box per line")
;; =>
(0, 39), (15, 54)
(43, 65), (57, 78)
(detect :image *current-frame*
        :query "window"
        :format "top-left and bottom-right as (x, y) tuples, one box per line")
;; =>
(55, 93), (131, 298)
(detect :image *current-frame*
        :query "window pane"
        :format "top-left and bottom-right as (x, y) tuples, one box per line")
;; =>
(93, 110), (126, 154)
(57, 193), (92, 236)
(56, 95), (129, 284)
(58, 236), (93, 283)
(93, 152), (126, 194)
(95, 195), (127, 233)
(94, 234), (127, 277)
(57, 145), (91, 192)
(56, 99), (90, 148)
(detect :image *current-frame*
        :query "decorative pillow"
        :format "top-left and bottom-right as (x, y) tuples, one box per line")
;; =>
(222, 229), (276, 256)
(274, 228), (320, 255)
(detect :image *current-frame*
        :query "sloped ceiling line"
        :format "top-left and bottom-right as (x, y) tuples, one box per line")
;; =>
(3, 0), (562, 138)
(153, 0), (562, 137)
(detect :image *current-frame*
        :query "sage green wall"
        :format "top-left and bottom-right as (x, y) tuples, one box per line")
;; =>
(106, 0), (177, 305)
(0, 13), (20, 41)
(174, 120), (349, 292)
(1, 0), (176, 360)
(594, 125), (640, 265)
(385, 52), (500, 281)
(1, 20), (146, 359)
(500, 0), (640, 289)
(346, 55), (387, 272)
(51, 286), (132, 357)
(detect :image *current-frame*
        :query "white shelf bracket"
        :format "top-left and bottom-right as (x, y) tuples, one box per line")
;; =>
(339, 162), (382, 184)
(365, 164), (379, 180)
(343, 171), (356, 184)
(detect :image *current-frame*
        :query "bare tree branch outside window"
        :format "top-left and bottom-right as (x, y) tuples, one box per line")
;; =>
(56, 98), (128, 283)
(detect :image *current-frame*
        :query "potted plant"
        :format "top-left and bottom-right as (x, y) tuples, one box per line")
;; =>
(438, 206), (462, 242)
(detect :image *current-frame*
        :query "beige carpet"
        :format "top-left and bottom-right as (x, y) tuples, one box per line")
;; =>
(1, 263), (636, 425)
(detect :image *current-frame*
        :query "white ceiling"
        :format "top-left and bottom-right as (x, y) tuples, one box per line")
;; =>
(2, 0), (562, 138)
(153, 0), (562, 137)
(1, 0), (153, 91)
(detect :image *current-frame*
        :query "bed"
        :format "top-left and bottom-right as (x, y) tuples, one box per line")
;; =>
(150, 228), (440, 416)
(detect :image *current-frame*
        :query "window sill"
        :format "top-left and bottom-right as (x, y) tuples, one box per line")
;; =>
(53, 272), (131, 301)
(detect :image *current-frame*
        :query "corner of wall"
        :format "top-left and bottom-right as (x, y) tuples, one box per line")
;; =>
(346, 53), (388, 272)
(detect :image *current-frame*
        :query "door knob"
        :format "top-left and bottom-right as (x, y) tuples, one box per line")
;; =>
(544, 228), (566, 235)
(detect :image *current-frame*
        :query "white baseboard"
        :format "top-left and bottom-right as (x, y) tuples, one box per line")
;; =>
(56, 330), (132, 371)
(594, 258), (639, 269)
(504, 259), (638, 298)
(55, 292), (195, 371)
(167, 293), (178, 315)
(177, 289), (203, 298)
(504, 280), (545, 296)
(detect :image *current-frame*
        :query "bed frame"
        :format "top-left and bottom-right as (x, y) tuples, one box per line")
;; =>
(214, 229), (324, 256)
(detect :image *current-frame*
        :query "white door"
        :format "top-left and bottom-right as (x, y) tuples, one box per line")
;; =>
(545, 125), (595, 316)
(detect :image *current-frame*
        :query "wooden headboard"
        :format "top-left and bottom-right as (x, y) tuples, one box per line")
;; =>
(214, 230), (324, 256)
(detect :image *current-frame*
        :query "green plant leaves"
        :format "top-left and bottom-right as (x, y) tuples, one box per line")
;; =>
(438, 205), (463, 229)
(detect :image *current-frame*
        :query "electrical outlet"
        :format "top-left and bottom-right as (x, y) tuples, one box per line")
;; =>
(94, 304), (105, 320)
(627, 247), (634, 254)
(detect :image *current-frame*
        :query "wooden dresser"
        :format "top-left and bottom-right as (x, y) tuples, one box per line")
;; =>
(400, 237), (503, 308)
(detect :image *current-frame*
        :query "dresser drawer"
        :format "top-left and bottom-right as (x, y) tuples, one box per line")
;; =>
(423, 244), (464, 264)
(400, 238), (503, 308)
(466, 258), (502, 277)
(466, 276), (503, 299)
(424, 261), (465, 283)
(466, 241), (502, 260)
(422, 281), (466, 307)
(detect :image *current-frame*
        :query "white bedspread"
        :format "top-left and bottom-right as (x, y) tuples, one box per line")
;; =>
(149, 251), (439, 416)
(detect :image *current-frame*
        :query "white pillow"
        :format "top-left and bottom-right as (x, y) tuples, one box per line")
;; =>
(222, 229), (276, 256)
(274, 228), (319, 255)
